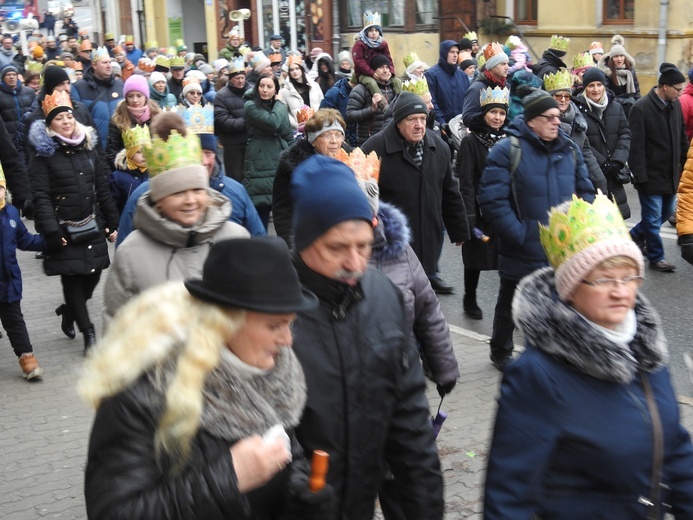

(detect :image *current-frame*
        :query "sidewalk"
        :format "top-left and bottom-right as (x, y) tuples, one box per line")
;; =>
(0, 244), (691, 519)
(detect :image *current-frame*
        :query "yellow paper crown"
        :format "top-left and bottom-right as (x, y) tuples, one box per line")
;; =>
(144, 130), (202, 177)
(549, 35), (570, 52)
(42, 89), (72, 117)
(539, 192), (631, 270)
(402, 52), (420, 68)
(572, 52), (593, 71)
(479, 86), (509, 108)
(401, 78), (429, 96)
(334, 147), (381, 183)
(91, 46), (110, 63)
(122, 124), (151, 151)
(363, 10), (381, 28)
(464, 31), (478, 42)
(543, 70), (573, 92)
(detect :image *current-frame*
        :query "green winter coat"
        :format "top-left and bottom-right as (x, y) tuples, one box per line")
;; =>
(243, 98), (294, 207)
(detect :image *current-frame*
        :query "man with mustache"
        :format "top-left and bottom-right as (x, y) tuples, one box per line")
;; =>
(288, 154), (444, 520)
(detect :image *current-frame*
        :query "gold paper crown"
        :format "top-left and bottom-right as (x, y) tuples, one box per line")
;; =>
(287, 54), (303, 68)
(543, 70), (572, 92)
(268, 52), (282, 63)
(144, 130), (202, 177)
(479, 86), (510, 108)
(144, 40), (158, 51)
(137, 57), (155, 73)
(402, 52), (420, 68)
(401, 78), (429, 96)
(122, 124), (151, 151)
(572, 52), (593, 71)
(539, 192), (631, 270)
(42, 89), (72, 117)
(180, 103), (214, 133)
(91, 46), (110, 63)
(363, 10), (381, 28)
(483, 42), (505, 61)
(296, 105), (314, 124)
(464, 31), (478, 42)
(229, 57), (246, 75)
(334, 147), (381, 183)
(154, 55), (170, 69)
(549, 35), (570, 52)
(170, 55), (185, 67)
(26, 60), (43, 73)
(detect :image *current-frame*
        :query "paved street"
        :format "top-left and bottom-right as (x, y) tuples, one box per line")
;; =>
(0, 221), (692, 519)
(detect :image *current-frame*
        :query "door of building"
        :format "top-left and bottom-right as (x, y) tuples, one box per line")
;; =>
(438, 0), (475, 43)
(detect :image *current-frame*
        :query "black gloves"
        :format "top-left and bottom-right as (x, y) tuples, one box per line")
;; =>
(285, 479), (334, 520)
(44, 230), (65, 252)
(436, 380), (456, 397)
(680, 234), (693, 266)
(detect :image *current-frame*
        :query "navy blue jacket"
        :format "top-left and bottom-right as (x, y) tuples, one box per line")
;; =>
(424, 40), (470, 125)
(478, 116), (595, 280)
(0, 204), (44, 302)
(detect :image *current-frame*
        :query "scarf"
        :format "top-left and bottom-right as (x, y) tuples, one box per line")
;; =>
(358, 30), (383, 49)
(483, 70), (506, 88)
(126, 103), (151, 124)
(612, 66), (636, 94)
(580, 91), (609, 118)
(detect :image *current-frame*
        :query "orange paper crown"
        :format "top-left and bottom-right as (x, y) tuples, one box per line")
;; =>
(334, 147), (381, 182)
(42, 89), (73, 117)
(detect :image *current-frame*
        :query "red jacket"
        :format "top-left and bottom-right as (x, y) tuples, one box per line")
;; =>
(351, 39), (395, 78)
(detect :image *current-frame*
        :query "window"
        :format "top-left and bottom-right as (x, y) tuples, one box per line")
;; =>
(514, 0), (537, 24)
(604, 0), (634, 23)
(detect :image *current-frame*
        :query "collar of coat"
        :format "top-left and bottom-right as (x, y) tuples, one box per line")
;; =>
(513, 267), (668, 383)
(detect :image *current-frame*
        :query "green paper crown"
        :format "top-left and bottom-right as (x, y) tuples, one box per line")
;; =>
(573, 52), (593, 71)
(144, 130), (202, 177)
(401, 78), (429, 95)
(122, 125), (151, 151)
(539, 192), (631, 270)
(549, 35), (570, 52)
(479, 86), (509, 108)
(543, 70), (572, 92)
(402, 52), (420, 68)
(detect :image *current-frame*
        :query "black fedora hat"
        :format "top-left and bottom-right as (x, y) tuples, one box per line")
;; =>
(184, 237), (317, 313)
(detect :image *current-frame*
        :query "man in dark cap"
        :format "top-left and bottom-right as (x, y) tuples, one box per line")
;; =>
(289, 154), (444, 519)
(628, 62), (688, 272)
(478, 88), (595, 371)
(362, 91), (469, 294)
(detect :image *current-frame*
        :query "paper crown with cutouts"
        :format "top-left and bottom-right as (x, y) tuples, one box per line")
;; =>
(170, 55), (185, 68)
(122, 124), (152, 151)
(402, 78), (429, 96)
(573, 52), (593, 71)
(91, 46), (110, 63)
(363, 10), (381, 28)
(228, 57), (246, 75)
(144, 40), (158, 51)
(539, 192), (632, 270)
(42, 89), (72, 117)
(137, 57), (155, 73)
(143, 130), (202, 177)
(464, 31), (478, 43)
(543, 69), (573, 92)
(154, 55), (170, 70)
(480, 86), (509, 108)
(296, 105), (314, 124)
(25, 60), (43, 73)
(402, 52), (420, 69)
(287, 54), (303, 68)
(334, 147), (381, 183)
(549, 35), (570, 52)
(268, 52), (282, 64)
(179, 103), (214, 134)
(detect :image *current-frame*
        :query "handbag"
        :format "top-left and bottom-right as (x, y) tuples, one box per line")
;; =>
(64, 214), (102, 244)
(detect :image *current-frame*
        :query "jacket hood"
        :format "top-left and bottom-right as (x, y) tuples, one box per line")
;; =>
(133, 189), (232, 248)
(371, 201), (411, 262)
(513, 267), (668, 384)
(28, 119), (98, 156)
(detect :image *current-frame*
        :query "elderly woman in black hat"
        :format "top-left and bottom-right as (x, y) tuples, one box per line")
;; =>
(80, 237), (332, 519)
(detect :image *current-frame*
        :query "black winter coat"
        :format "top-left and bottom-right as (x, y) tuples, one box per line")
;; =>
(345, 82), (395, 145)
(628, 88), (688, 195)
(576, 94), (632, 218)
(362, 122), (470, 276)
(291, 259), (444, 520)
(0, 82), (36, 140)
(28, 122), (119, 276)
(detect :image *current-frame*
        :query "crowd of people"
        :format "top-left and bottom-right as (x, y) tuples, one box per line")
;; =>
(0, 11), (691, 519)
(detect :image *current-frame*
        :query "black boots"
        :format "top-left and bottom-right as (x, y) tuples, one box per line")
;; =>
(55, 304), (76, 339)
(463, 294), (483, 320)
(83, 327), (97, 353)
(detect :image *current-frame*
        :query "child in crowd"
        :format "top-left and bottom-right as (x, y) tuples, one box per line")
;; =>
(351, 10), (401, 98)
(0, 166), (45, 380)
(109, 125), (150, 214)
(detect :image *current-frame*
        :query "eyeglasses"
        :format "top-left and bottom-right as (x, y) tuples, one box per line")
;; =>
(581, 275), (644, 289)
(536, 114), (561, 123)
(553, 93), (571, 100)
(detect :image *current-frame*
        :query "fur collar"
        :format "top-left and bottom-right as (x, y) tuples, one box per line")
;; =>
(28, 119), (98, 157)
(513, 267), (668, 383)
(371, 201), (411, 261)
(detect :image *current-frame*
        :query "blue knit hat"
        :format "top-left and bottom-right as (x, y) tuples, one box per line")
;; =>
(291, 155), (373, 252)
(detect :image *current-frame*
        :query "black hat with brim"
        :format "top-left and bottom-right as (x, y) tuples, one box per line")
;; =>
(185, 237), (318, 313)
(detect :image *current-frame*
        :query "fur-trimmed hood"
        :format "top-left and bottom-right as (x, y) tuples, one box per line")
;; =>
(371, 201), (411, 262)
(513, 267), (668, 384)
(28, 119), (98, 157)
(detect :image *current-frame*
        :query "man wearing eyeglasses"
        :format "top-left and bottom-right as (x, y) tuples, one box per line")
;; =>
(477, 88), (595, 371)
(628, 62), (688, 273)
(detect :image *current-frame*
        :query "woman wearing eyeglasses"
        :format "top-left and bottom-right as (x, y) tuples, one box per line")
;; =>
(484, 193), (693, 519)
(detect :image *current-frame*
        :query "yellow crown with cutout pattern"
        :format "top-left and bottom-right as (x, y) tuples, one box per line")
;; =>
(402, 52), (420, 69)
(573, 52), (593, 71)
(42, 89), (72, 117)
(144, 130), (202, 177)
(402, 78), (429, 96)
(539, 192), (631, 270)
(464, 31), (478, 42)
(122, 125), (151, 151)
(543, 70), (572, 92)
(91, 46), (110, 63)
(363, 10), (381, 28)
(549, 35), (570, 52)
(479, 86), (509, 108)
(334, 147), (381, 183)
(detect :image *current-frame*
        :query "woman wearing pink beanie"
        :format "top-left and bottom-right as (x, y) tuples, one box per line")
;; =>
(105, 74), (162, 170)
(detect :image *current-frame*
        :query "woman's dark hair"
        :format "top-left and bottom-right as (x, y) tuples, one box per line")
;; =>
(251, 72), (280, 106)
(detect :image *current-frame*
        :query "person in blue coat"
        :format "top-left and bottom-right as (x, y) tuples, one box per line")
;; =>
(424, 40), (470, 127)
(0, 171), (45, 380)
(484, 193), (693, 519)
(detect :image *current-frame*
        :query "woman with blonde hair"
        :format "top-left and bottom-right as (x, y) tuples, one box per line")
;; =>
(81, 237), (332, 519)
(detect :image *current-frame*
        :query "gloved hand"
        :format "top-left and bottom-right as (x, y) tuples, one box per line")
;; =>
(285, 479), (334, 520)
(680, 234), (693, 266)
(436, 380), (456, 397)
(44, 230), (66, 252)
(21, 199), (34, 219)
